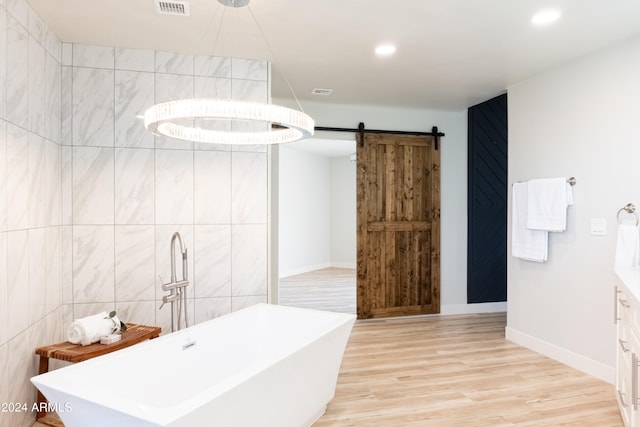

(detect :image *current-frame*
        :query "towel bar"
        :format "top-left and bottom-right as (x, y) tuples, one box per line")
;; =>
(512, 177), (577, 186)
(617, 203), (639, 226)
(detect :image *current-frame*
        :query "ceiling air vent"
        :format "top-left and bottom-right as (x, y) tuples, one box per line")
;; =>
(311, 88), (333, 96)
(155, 0), (190, 16)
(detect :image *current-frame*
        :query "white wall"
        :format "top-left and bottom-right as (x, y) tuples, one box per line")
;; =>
(274, 99), (474, 311)
(278, 149), (356, 277)
(330, 155), (356, 268)
(278, 146), (331, 277)
(507, 34), (640, 383)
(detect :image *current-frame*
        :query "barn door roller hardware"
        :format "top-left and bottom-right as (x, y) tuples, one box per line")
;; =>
(314, 123), (445, 149)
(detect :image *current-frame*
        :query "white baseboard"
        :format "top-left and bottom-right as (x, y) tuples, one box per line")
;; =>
(441, 301), (507, 315)
(279, 262), (357, 278)
(330, 262), (356, 269)
(505, 326), (615, 384)
(279, 263), (331, 278)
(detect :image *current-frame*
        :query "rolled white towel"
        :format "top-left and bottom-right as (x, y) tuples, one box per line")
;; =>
(67, 311), (122, 346)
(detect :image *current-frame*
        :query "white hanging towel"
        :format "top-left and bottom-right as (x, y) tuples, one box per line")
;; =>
(526, 177), (573, 232)
(512, 182), (548, 262)
(615, 224), (640, 269)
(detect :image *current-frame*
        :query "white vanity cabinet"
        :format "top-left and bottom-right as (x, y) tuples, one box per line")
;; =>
(615, 269), (640, 427)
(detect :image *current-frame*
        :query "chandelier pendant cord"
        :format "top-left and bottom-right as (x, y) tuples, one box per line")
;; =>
(246, 5), (306, 115)
(207, 3), (226, 59)
(143, 0), (315, 145)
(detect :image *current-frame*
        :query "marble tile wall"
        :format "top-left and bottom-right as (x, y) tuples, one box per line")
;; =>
(61, 44), (270, 335)
(0, 2), (63, 427)
(0, 7), (269, 425)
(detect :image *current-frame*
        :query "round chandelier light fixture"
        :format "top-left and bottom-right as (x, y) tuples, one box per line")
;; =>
(144, 99), (315, 145)
(143, 0), (315, 145)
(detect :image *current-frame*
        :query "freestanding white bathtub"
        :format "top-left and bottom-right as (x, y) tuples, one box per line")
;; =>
(31, 303), (355, 427)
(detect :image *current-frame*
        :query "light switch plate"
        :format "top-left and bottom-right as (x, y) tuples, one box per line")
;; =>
(591, 218), (607, 236)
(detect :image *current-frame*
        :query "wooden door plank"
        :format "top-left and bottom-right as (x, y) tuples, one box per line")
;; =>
(364, 136), (434, 147)
(356, 133), (369, 318)
(398, 231), (410, 307)
(414, 145), (425, 220)
(367, 221), (432, 232)
(385, 230), (395, 308)
(402, 144), (414, 221)
(385, 142), (397, 221)
(431, 147), (441, 313)
(423, 230), (432, 305)
(409, 231), (419, 307)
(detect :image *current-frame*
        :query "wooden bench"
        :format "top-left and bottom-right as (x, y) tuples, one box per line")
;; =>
(34, 323), (161, 427)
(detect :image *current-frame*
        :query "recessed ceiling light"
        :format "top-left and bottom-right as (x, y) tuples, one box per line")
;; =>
(375, 44), (396, 56)
(531, 9), (561, 26)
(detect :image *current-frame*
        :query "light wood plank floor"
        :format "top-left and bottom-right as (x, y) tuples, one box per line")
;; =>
(32, 313), (621, 427)
(279, 267), (356, 314)
(32, 287), (621, 426)
(314, 312), (622, 426)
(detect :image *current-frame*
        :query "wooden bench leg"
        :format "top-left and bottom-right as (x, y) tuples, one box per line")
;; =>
(36, 355), (49, 420)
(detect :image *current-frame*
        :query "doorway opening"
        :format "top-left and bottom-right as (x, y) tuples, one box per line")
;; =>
(277, 137), (357, 315)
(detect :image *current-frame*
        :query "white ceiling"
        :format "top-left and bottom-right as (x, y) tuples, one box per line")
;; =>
(28, 0), (640, 113)
(27, 0), (640, 158)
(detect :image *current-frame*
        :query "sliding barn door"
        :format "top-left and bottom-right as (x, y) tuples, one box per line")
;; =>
(356, 133), (440, 319)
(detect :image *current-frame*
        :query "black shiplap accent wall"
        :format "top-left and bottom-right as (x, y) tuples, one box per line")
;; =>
(467, 93), (508, 303)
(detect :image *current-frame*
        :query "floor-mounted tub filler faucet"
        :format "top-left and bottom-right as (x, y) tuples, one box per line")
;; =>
(159, 232), (189, 332)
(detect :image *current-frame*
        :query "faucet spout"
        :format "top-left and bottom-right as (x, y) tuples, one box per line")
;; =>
(170, 232), (187, 283)
(164, 232), (190, 332)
